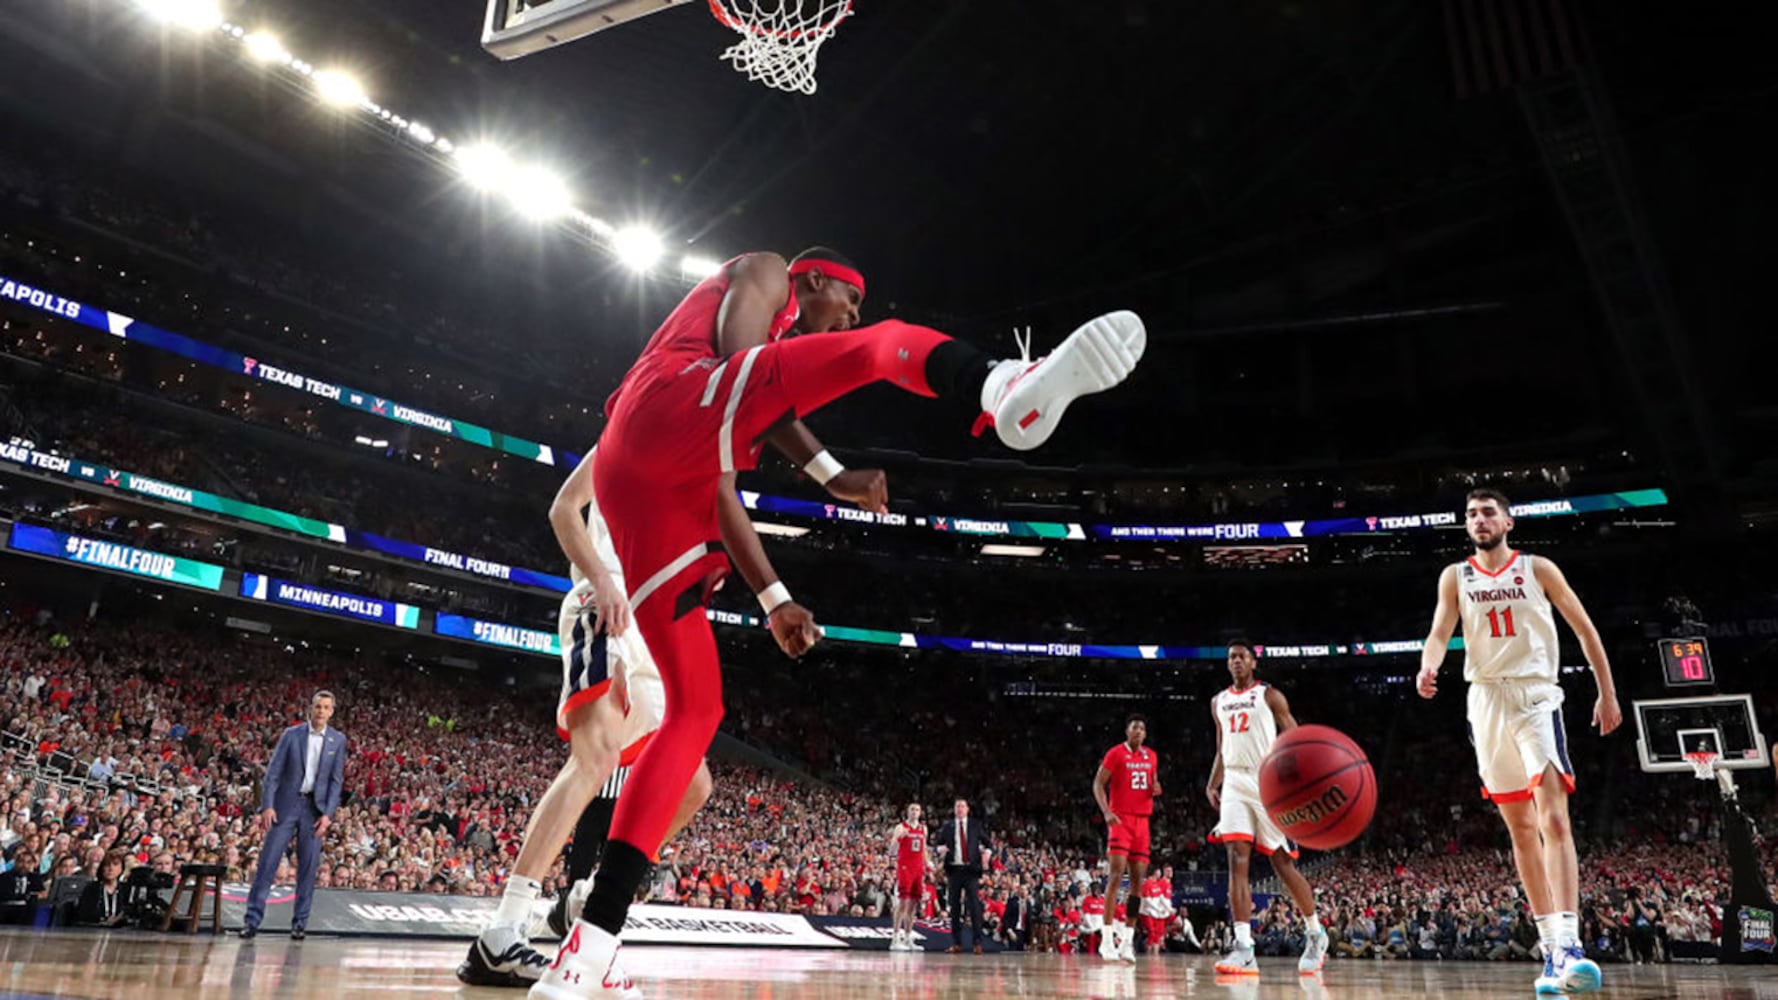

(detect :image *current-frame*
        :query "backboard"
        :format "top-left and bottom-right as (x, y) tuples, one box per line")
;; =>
(1634, 694), (1769, 774)
(483, 0), (693, 60)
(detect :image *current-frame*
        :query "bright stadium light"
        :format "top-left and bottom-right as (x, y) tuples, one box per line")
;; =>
(244, 32), (289, 64)
(311, 69), (367, 109)
(406, 121), (436, 145)
(137, 0), (224, 31)
(613, 226), (665, 272)
(507, 165), (573, 221)
(680, 255), (721, 281)
(454, 144), (511, 191)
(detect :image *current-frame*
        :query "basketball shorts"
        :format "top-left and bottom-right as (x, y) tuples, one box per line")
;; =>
(556, 580), (665, 765)
(1467, 679), (1575, 802)
(1106, 814), (1151, 862)
(1142, 915), (1168, 943)
(1209, 768), (1299, 858)
(1079, 912), (1104, 936)
(896, 867), (923, 901)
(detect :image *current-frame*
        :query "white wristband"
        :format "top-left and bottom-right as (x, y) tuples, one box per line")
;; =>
(758, 582), (792, 615)
(804, 449), (844, 486)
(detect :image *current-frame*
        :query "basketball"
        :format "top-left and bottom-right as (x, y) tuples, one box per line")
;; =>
(1258, 725), (1377, 850)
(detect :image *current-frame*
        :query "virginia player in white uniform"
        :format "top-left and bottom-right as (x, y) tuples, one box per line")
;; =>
(458, 447), (712, 991)
(1417, 488), (1621, 995)
(1205, 642), (1329, 976)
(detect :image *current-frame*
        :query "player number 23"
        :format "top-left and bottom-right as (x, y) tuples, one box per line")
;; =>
(1130, 771), (1150, 790)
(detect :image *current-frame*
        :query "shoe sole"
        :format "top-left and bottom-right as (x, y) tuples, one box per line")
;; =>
(1563, 960), (1602, 993)
(994, 310), (1145, 451)
(457, 961), (538, 989)
(1213, 966), (1260, 976)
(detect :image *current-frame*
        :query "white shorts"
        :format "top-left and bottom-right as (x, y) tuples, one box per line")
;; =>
(1209, 768), (1298, 858)
(1079, 913), (1103, 935)
(1467, 679), (1574, 802)
(556, 582), (664, 763)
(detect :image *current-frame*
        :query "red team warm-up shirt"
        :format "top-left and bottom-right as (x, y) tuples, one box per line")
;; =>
(1100, 743), (1158, 817)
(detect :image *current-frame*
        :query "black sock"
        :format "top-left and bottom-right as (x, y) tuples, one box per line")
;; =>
(565, 796), (616, 884)
(580, 839), (649, 935)
(924, 340), (994, 404)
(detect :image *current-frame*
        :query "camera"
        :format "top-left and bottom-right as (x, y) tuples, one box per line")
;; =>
(122, 867), (175, 929)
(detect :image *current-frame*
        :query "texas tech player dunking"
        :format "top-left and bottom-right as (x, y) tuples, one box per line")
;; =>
(1092, 714), (1159, 963)
(532, 249), (1144, 999)
(1418, 488), (1621, 995)
(888, 804), (930, 951)
(1206, 642), (1329, 976)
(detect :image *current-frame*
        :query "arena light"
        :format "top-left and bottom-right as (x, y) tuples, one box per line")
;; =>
(311, 69), (368, 109)
(507, 165), (574, 221)
(454, 143), (512, 192)
(243, 31), (289, 64)
(681, 255), (722, 281)
(136, 0), (224, 31)
(406, 121), (436, 145)
(613, 226), (665, 272)
(982, 543), (1045, 558)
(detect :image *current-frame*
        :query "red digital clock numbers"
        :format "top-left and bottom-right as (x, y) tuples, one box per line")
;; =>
(1658, 637), (1714, 688)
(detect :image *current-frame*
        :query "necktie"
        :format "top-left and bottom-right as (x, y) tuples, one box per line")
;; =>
(957, 820), (965, 860)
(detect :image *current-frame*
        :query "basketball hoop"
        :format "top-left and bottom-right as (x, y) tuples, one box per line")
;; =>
(706, 0), (854, 94)
(1685, 751), (1718, 781)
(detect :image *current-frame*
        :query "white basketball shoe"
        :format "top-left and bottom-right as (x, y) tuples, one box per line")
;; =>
(528, 920), (642, 1000)
(975, 311), (1146, 451)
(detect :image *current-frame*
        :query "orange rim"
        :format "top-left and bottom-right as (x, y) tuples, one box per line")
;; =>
(707, 0), (854, 41)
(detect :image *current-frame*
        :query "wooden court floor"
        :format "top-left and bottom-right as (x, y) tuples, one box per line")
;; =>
(1, 929), (1773, 998)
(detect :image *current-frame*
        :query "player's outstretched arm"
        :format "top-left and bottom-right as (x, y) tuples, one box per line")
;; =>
(1092, 765), (1119, 826)
(1206, 702), (1225, 810)
(1265, 687), (1300, 733)
(761, 417), (888, 514)
(1534, 556), (1622, 734)
(1416, 565), (1461, 699)
(716, 473), (820, 658)
(547, 447), (630, 636)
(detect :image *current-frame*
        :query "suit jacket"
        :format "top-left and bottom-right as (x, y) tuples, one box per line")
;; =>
(261, 724), (346, 818)
(933, 817), (989, 873)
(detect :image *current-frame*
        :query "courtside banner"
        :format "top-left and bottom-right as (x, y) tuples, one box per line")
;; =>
(241, 573), (421, 629)
(0, 273), (557, 466)
(805, 915), (1001, 952)
(7, 523), (225, 590)
(213, 885), (842, 946)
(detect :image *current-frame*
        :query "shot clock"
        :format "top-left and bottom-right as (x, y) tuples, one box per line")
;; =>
(1658, 637), (1714, 688)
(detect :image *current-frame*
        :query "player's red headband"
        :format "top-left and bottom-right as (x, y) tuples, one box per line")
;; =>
(787, 259), (866, 297)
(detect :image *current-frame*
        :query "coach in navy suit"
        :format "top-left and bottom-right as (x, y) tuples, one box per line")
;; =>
(242, 690), (346, 939)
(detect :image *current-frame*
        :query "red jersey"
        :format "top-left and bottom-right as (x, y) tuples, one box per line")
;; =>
(1082, 895), (1106, 919)
(1140, 877), (1173, 918)
(894, 822), (927, 873)
(605, 254), (801, 419)
(1101, 742), (1158, 817)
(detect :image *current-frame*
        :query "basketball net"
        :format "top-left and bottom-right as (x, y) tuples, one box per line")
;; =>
(1685, 750), (1718, 781)
(707, 0), (854, 95)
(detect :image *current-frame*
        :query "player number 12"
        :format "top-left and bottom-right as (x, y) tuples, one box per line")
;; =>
(1228, 711), (1250, 734)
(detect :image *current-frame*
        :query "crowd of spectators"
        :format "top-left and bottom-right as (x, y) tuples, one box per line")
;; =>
(1, 599), (1770, 965)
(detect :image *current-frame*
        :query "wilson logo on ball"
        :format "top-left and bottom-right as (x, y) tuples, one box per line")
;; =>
(1274, 784), (1350, 828)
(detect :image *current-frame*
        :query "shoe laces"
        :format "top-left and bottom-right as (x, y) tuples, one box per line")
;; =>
(970, 327), (1039, 437)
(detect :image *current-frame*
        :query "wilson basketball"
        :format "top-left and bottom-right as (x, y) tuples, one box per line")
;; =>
(1258, 725), (1376, 850)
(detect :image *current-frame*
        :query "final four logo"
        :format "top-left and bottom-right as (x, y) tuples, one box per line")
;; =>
(243, 357), (258, 375)
(1741, 906), (1775, 953)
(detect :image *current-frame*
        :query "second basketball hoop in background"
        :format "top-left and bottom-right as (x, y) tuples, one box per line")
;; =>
(483, 0), (854, 94)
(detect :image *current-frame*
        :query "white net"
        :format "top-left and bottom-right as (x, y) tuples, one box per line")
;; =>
(707, 0), (854, 95)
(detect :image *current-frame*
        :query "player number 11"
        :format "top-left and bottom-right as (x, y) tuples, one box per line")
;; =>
(1486, 606), (1517, 638)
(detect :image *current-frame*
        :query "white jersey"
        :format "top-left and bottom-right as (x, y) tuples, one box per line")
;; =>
(565, 447), (626, 600)
(1456, 549), (1559, 683)
(1214, 683), (1278, 773)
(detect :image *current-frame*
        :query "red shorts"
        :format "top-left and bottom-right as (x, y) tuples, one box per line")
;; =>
(896, 868), (923, 901)
(1107, 814), (1151, 862)
(1142, 915), (1168, 942)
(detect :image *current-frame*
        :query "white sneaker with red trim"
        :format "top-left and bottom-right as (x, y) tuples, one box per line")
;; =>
(528, 920), (642, 1000)
(975, 311), (1146, 451)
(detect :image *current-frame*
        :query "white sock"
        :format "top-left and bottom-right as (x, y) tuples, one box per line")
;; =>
(1559, 911), (1579, 949)
(1234, 921), (1253, 949)
(1305, 913), (1322, 935)
(1534, 913), (1558, 956)
(491, 875), (541, 933)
